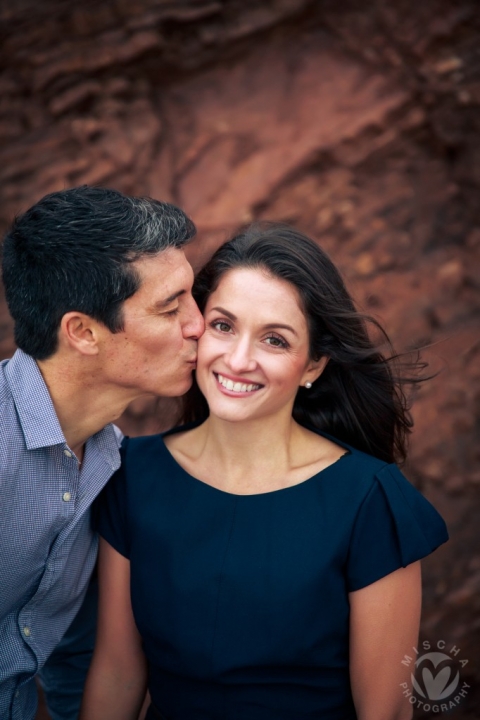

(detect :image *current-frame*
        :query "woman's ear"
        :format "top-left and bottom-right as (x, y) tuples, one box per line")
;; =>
(301, 356), (329, 388)
(58, 312), (100, 356)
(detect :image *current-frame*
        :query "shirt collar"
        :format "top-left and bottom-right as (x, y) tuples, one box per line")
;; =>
(4, 349), (121, 464)
(5, 349), (66, 449)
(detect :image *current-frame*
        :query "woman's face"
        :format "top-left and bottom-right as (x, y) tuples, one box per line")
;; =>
(196, 267), (325, 424)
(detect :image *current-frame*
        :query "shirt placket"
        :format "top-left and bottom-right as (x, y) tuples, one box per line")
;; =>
(16, 443), (80, 675)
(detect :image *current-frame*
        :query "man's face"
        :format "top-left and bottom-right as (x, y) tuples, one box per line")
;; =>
(99, 248), (204, 398)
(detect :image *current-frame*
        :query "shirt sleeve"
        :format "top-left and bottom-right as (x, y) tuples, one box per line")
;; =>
(94, 439), (131, 559)
(346, 463), (449, 592)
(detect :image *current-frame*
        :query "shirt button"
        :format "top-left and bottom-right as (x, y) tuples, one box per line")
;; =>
(64, 449), (73, 458)
(23, 626), (31, 637)
(62, 492), (72, 502)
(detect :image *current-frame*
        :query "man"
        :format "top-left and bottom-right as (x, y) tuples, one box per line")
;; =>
(0, 186), (204, 720)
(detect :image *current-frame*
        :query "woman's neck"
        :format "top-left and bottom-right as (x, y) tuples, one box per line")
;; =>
(185, 412), (308, 494)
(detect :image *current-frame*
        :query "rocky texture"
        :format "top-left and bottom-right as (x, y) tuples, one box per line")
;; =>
(0, 1), (479, 718)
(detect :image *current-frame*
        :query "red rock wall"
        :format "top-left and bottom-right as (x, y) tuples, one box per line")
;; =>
(1, 1), (479, 717)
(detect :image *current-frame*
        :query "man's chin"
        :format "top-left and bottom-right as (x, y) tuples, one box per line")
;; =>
(155, 375), (193, 398)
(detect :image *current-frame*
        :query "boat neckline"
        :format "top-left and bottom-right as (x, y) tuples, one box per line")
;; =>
(159, 426), (353, 498)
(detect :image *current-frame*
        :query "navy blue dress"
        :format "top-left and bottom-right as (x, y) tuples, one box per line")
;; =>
(97, 428), (448, 720)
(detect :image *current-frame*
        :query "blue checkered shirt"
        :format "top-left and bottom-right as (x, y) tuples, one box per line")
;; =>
(0, 350), (121, 720)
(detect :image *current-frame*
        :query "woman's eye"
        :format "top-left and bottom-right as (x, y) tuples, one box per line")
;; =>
(264, 335), (288, 348)
(166, 307), (180, 317)
(211, 320), (232, 333)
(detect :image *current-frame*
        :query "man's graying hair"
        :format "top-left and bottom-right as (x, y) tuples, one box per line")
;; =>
(1, 185), (196, 360)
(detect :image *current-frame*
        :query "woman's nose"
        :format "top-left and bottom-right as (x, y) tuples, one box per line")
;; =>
(226, 337), (257, 373)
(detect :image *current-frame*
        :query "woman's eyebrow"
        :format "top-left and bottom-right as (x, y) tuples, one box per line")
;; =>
(210, 306), (236, 320)
(263, 323), (297, 336)
(210, 306), (297, 336)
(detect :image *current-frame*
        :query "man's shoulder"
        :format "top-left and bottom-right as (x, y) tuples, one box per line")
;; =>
(0, 356), (12, 400)
(0, 359), (19, 429)
(0, 381), (9, 412)
(0, 378), (26, 480)
(0, 352), (35, 415)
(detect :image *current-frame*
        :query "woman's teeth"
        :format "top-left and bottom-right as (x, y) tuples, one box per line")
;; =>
(216, 373), (261, 393)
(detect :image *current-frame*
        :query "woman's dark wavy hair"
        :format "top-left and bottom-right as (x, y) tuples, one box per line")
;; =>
(183, 223), (425, 464)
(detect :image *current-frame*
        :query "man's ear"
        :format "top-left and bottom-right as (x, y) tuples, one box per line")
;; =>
(301, 356), (329, 388)
(58, 312), (100, 356)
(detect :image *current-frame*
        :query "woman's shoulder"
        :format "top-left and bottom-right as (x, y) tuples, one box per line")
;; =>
(162, 422), (203, 450)
(303, 425), (391, 482)
(302, 425), (445, 537)
(121, 432), (167, 457)
(119, 424), (204, 486)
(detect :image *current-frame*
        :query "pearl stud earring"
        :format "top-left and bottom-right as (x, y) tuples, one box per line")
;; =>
(305, 381), (312, 389)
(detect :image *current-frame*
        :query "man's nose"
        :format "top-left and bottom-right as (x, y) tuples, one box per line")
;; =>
(184, 299), (205, 340)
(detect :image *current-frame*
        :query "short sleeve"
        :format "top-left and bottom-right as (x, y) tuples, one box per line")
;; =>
(94, 440), (131, 559)
(346, 464), (448, 592)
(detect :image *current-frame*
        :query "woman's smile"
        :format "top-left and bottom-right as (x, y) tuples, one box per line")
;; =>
(214, 372), (264, 395)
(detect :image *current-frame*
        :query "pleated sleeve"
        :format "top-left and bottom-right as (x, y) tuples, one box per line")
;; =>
(346, 463), (448, 592)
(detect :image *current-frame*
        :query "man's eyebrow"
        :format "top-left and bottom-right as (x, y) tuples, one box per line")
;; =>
(153, 290), (186, 309)
(209, 306), (297, 335)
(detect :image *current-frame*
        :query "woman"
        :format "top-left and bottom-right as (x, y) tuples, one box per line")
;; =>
(81, 225), (448, 720)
